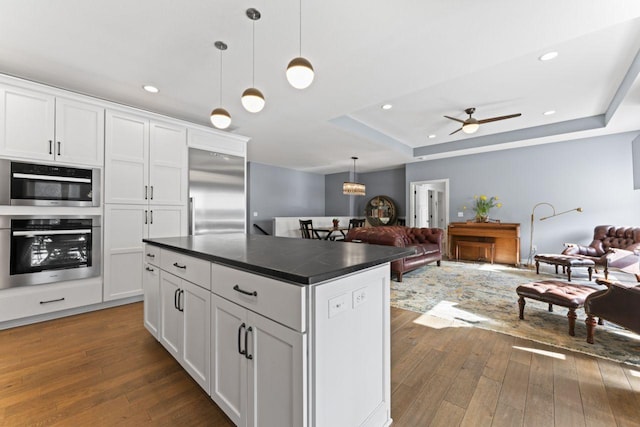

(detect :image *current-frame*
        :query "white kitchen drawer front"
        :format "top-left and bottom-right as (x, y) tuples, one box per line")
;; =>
(160, 249), (211, 290)
(211, 263), (306, 332)
(0, 279), (102, 323)
(145, 244), (162, 267)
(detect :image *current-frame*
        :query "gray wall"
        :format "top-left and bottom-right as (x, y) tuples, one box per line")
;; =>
(406, 131), (640, 261)
(247, 162), (325, 234)
(325, 167), (406, 219)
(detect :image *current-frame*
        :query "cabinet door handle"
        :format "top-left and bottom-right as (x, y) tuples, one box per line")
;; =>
(178, 290), (184, 312)
(145, 210), (148, 225)
(238, 323), (246, 355)
(40, 297), (65, 304)
(48, 140), (52, 155)
(150, 185), (154, 200)
(245, 326), (253, 360)
(144, 185), (148, 200)
(173, 262), (187, 270)
(174, 288), (179, 310)
(233, 284), (257, 297)
(145, 266), (154, 272)
(150, 210), (153, 224)
(57, 141), (61, 156)
(146, 253), (155, 258)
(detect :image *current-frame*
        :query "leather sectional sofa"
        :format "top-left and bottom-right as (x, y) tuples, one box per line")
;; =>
(345, 226), (443, 281)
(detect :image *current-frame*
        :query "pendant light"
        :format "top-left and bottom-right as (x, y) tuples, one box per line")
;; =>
(241, 8), (265, 113)
(286, 0), (314, 89)
(210, 41), (232, 129)
(343, 157), (366, 196)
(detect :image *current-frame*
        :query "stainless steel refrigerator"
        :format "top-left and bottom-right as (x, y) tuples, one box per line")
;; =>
(188, 148), (245, 235)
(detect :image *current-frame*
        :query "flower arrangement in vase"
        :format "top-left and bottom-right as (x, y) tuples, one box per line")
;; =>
(466, 195), (502, 222)
(332, 218), (339, 227)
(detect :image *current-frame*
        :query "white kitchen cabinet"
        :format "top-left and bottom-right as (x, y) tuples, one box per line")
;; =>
(143, 254), (161, 339)
(0, 85), (104, 166)
(105, 110), (187, 206)
(103, 204), (186, 301)
(160, 271), (211, 393)
(210, 294), (305, 427)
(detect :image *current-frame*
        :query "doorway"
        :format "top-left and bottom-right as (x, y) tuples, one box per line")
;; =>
(409, 179), (449, 250)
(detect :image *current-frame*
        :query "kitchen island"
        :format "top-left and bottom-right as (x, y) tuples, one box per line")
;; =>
(143, 233), (413, 427)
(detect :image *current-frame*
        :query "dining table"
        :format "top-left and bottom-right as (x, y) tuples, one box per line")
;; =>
(313, 226), (350, 241)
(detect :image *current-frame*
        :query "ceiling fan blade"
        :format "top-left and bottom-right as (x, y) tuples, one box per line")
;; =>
(477, 113), (522, 124)
(444, 115), (466, 124)
(449, 127), (463, 136)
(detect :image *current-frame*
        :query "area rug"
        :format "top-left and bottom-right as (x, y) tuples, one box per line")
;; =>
(391, 261), (640, 366)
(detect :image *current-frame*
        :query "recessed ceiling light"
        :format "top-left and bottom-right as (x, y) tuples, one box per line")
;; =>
(543, 110), (556, 116)
(539, 51), (558, 61)
(381, 104), (392, 110)
(143, 85), (159, 93)
(428, 134), (436, 139)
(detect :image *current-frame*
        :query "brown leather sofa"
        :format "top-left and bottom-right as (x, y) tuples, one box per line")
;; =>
(345, 226), (442, 281)
(585, 278), (640, 344)
(562, 225), (640, 281)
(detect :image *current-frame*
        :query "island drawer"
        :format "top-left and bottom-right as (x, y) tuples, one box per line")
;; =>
(211, 263), (306, 332)
(144, 244), (161, 267)
(160, 249), (211, 290)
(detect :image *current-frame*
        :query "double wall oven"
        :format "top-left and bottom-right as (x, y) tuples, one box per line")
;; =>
(0, 160), (102, 290)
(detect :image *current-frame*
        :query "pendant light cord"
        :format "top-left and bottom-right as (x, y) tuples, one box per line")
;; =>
(252, 19), (256, 86)
(219, 50), (223, 104)
(299, 0), (302, 56)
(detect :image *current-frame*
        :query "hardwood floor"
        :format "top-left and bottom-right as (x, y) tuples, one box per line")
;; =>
(1, 303), (639, 426)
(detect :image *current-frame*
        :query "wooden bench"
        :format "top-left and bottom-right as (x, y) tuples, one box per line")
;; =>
(455, 240), (495, 264)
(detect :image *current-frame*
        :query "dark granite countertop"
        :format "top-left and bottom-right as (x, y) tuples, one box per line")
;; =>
(143, 234), (414, 285)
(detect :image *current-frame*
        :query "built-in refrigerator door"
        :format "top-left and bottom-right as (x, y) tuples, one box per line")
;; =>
(188, 148), (245, 235)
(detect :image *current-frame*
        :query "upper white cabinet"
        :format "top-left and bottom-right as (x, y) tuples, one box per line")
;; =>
(187, 128), (246, 157)
(0, 85), (104, 166)
(105, 110), (187, 206)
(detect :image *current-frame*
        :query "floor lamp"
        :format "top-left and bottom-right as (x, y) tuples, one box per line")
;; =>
(527, 203), (583, 267)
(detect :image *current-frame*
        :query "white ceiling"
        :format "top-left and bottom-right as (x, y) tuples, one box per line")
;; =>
(1, 1), (640, 174)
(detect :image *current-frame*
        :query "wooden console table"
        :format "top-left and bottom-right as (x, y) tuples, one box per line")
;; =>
(448, 222), (521, 266)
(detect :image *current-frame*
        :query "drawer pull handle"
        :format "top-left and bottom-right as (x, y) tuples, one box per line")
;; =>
(40, 297), (65, 305)
(238, 323), (246, 355)
(233, 285), (257, 297)
(173, 262), (187, 270)
(245, 326), (253, 360)
(145, 266), (154, 272)
(146, 253), (155, 258)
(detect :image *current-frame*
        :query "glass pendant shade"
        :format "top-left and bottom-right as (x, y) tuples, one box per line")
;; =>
(241, 87), (265, 113)
(343, 182), (366, 196)
(210, 108), (231, 129)
(286, 57), (314, 89)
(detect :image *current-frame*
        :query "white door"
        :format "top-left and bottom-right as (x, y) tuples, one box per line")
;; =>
(103, 204), (147, 301)
(182, 280), (211, 393)
(149, 121), (187, 206)
(0, 85), (55, 161)
(247, 311), (305, 427)
(54, 97), (104, 166)
(143, 262), (160, 339)
(148, 205), (187, 239)
(211, 294), (247, 427)
(159, 271), (182, 360)
(415, 185), (429, 227)
(105, 110), (149, 204)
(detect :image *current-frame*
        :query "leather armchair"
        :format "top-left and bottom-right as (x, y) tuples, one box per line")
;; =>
(585, 278), (640, 344)
(562, 225), (640, 281)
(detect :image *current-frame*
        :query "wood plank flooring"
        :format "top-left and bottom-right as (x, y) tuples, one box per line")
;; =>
(1, 303), (639, 426)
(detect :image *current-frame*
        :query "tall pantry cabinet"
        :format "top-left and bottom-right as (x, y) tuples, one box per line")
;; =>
(103, 109), (188, 301)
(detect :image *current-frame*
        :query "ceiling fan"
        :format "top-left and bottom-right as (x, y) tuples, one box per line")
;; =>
(444, 107), (522, 136)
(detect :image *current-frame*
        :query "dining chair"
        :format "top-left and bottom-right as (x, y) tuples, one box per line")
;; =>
(299, 219), (320, 239)
(348, 218), (366, 230)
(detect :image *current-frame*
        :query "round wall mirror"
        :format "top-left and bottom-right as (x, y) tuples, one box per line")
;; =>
(365, 195), (397, 226)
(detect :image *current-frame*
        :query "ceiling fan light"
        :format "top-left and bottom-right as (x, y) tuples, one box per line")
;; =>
(210, 107), (231, 129)
(241, 87), (265, 113)
(462, 122), (479, 134)
(286, 57), (314, 89)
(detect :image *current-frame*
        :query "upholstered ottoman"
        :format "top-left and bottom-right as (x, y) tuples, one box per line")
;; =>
(534, 254), (595, 281)
(516, 280), (599, 336)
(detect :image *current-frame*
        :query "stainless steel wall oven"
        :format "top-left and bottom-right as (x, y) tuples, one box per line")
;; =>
(0, 160), (100, 207)
(0, 216), (101, 289)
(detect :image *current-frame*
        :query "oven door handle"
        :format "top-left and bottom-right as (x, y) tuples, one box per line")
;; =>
(12, 229), (92, 236)
(11, 173), (91, 184)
